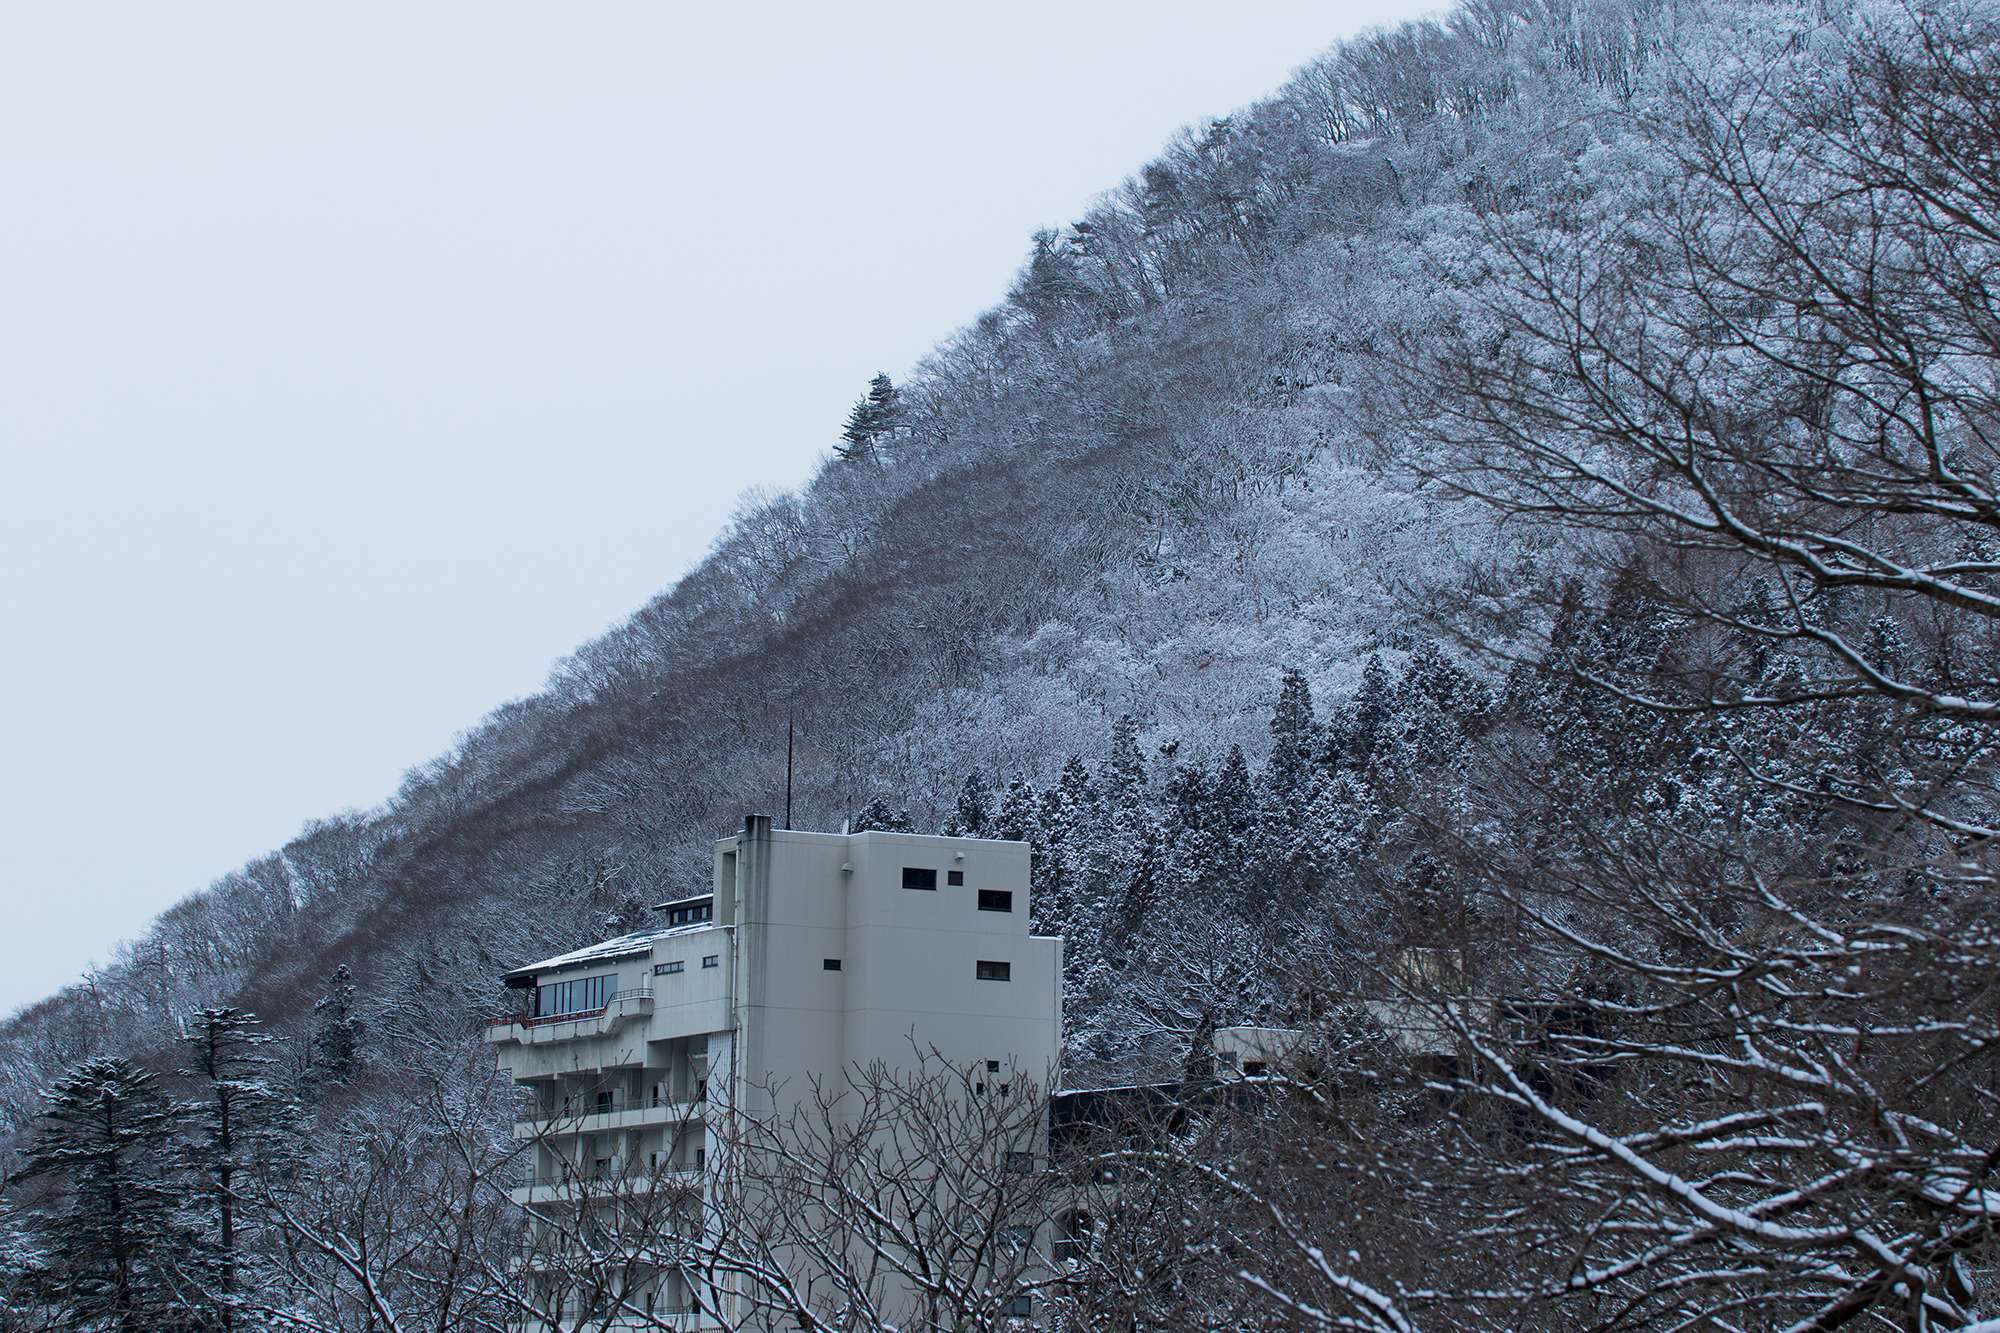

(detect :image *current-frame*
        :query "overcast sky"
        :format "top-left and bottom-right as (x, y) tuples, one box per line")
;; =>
(0, 0), (1436, 1017)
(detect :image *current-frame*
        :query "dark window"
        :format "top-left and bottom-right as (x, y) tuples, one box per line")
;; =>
(664, 898), (713, 927)
(823, 958), (842, 971)
(701, 955), (718, 968)
(1055, 1210), (1093, 1262)
(978, 889), (1013, 913)
(1243, 1061), (1268, 1076)
(947, 869), (964, 885)
(1004, 1151), (1033, 1174)
(902, 867), (937, 890)
(534, 972), (617, 1018)
(976, 960), (1011, 981)
(1006, 1295), (1034, 1317)
(596, 1090), (615, 1112)
(987, 1060), (1000, 1072)
(654, 961), (683, 975)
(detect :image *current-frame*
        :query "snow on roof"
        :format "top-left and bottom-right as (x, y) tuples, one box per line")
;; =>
(502, 920), (718, 983)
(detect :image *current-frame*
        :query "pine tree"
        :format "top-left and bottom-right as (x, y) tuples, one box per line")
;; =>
(307, 966), (361, 1089)
(834, 372), (902, 463)
(1210, 746), (1258, 865)
(1115, 820), (1165, 931)
(943, 770), (991, 837)
(1397, 641), (1491, 727)
(1100, 714), (1147, 824)
(992, 775), (1040, 844)
(177, 1009), (282, 1327)
(1342, 654), (1397, 771)
(1268, 670), (1317, 793)
(1162, 763), (1214, 887)
(1262, 669), (1320, 845)
(837, 397), (877, 462)
(9, 1057), (185, 1332)
(864, 372), (902, 434)
(0, 1198), (51, 1326)
(852, 797), (913, 833)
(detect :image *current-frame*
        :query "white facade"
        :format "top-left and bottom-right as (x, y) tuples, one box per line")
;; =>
(486, 815), (1065, 1326)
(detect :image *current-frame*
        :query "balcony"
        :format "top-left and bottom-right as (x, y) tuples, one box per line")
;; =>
(508, 1164), (705, 1205)
(513, 1097), (706, 1141)
(485, 987), (653, 1045)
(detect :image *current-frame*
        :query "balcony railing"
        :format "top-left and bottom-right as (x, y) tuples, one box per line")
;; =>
(515, 1165), (705, 1189)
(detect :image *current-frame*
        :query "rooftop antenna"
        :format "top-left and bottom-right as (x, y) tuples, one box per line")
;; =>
(784, 709), (795, 830)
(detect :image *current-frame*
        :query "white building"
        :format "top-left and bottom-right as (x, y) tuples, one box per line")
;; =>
(486, 814), (1065, 1327)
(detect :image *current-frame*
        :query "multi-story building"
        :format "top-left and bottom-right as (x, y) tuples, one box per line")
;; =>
(486, 815), (1064, 1327)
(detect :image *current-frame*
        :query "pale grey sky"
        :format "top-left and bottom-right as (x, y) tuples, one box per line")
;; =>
(0, 0), (1435, 1017)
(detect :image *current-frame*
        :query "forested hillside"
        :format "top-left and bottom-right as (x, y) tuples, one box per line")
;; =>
(7, 0), (2000, 1326)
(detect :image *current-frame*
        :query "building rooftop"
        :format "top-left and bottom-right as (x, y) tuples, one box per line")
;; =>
(501, 921), (717, 986)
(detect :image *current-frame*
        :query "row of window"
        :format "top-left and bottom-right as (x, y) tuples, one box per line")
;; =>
(661, 898), (713, 927)
(902, 866), (1014, 913)
(534, 972), (616, 1018)
(819, 958), (1014, 981)
(654, 955), (720, 975)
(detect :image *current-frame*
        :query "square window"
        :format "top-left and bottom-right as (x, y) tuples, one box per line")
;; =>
(654, 961), (684, 975)
(902, 867), (938, 890)
(978, 889), (1013, 913)
(976, 960), (1011, 981)
(1004, 1151), (1033, 1174)
(987, 1059), (1000, 1072)
(823, 958), (842, 971)
(701, 955), (719, 968)
(947, 869), (964, 885)
(1006, 1295), (1033, 1317)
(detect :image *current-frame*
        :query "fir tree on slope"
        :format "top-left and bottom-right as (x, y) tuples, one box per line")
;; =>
(991, 775), (1039, 845)
(835, 372), (903, 463)
(7, 1058), (189, 1332)
(176, 1009), (287, 1327)
(306, 966), (362, 1093)
(942, 770), (991, 837)
(1261, 668), (1321, 853)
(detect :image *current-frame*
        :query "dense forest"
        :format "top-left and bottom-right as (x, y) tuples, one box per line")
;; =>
(6, 0), (2000, 1326)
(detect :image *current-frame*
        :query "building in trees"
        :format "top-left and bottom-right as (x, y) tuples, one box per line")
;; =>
(486, 815), (1064, 1328)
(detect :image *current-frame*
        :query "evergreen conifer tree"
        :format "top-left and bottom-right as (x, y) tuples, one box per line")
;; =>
(1162, 763), (1214, 887)
(852, 797), (913, 833)
(1101, 715), (1147, 815)
(864, 372), (901, 433)
(1261, 669), (1321, 849)
(177, 1008), (281, 1327)
(943, 770), (990, 837)
(307, 966), (361, 1090)
(835, 372), (901, 463)
(837, 397), (877, 462)
(1267, 669), (1318, 796)
(9, 1057), (186, 1332)
(1343, 654), (1397, 771)
(992, 775), (1040, 844)
(1210, 746), (1258, 865)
